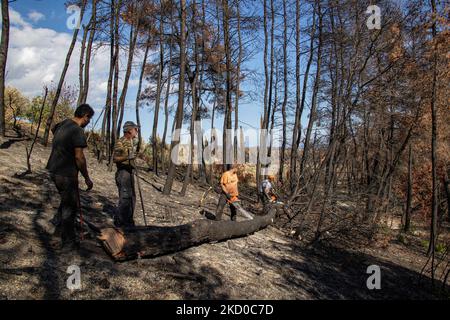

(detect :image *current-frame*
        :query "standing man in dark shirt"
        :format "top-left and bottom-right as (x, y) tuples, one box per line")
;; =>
(46, 104), (94, 249)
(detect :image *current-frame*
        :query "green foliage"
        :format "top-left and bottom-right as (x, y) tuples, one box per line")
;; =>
(436, 243), (447, 254)
(4, 87), (30, 126)
(407, 224), (416, 234)
(379, 224), (391, 234)
(422, 241), (447, 254)
(141, 141), (152, 159)
(397, 233), (410, 246)
(26, 96), (48, 124)
(25, 85), (77, 126)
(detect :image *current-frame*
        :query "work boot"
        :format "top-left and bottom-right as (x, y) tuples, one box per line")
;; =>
(61, 239), (81, 252)
(113, 215), (123, 227)
(49, 238), (63, 250)
(49, 237), (79, 252)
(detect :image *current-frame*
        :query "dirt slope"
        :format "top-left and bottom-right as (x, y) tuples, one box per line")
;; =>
(0, 132), (447, 299)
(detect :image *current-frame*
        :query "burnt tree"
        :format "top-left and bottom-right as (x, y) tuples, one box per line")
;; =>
(97, 206), (277, 261)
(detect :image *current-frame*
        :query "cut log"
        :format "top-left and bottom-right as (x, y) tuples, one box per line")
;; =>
(97, 206), (277, 261)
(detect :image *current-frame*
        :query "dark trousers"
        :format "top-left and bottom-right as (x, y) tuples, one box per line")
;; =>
(216, 193), (237, 221)
(115, 169), (136, 227)
(51, 174), (80, 246)
(259, 193), (269, 205)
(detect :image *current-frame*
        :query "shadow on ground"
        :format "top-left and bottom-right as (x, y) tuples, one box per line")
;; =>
(241, 239), (450, 299)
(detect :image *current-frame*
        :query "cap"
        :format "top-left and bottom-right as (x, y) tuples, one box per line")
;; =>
(123, 121), (139, 132)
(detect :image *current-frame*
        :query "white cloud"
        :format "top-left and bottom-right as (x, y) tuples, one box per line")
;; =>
(28, 10), (45, 23)
(9, 8), (31, 28)
(5, 8), (141, 113)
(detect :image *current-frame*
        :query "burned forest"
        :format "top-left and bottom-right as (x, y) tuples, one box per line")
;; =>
(0, 0), (449, 301)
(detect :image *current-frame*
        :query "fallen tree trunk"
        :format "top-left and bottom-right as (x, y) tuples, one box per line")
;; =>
(97, 207), (277, 261)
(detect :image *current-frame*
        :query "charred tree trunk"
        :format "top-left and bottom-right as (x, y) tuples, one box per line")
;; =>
(98, 207), (277, 261)
(279, 0), (288, 182)
(100, 0), (116, 163)
(325, 4), (339, 196)
(117, 5), (141, 139)
(135, 38), (151, 153)
(161, 26), (174, 174)
(0, 0), (9, 137)
(163, 0), (187, 195)
(25, 87), (49, 174)
(291, 2), (316, 191)
(43, 0), (87, 145)
(234, 0), (242, 162)
(195, 0), (207, 184)
(110, 0), (122, 165)
(261, 0), (275, 178)
(209, 99), (217, 182)
(268, 58), (279, 157)
(181, 1), (201, 196)
(289, 0), (300, 190)
(257, 0), (270, 196)
(180, 92), (197, 196)
(152, 10), (165, 176)
(444, 167), (450, 222)
(404, 143), (413, 233)
(77, 18), (89, 107)
(222, 0), (233, 171)
(267, 0), (275, 134)
(427, 0), (438, 272)
(81, 0), (97, 105)
(299, 3), (322, 181)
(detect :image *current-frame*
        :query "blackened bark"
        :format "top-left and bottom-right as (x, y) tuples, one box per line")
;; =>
(0, 0), (9, 137)
(43, 0), (87, 145)
(98, 207), (277, 261)
(163, 0), (187, 195)
(404, 143), (413, 232)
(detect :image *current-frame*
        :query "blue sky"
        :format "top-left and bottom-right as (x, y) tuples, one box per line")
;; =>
(6, 0), (313, 146)
(11, 0), (69, 31)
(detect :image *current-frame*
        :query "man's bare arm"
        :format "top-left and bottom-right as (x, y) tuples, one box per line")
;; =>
(221, 182), (232, 199)
(113, 149), (136, 166)
(75, 148), (89, 178)
(221, 183), (228, 194)
(113, 153), (129, 164)
(75, 147), (93, 190)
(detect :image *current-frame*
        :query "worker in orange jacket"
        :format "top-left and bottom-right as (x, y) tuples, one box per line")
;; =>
(216, 165), (241, 221)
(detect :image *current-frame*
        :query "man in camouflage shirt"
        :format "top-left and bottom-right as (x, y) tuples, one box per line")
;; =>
(113, 121), (140, 227)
